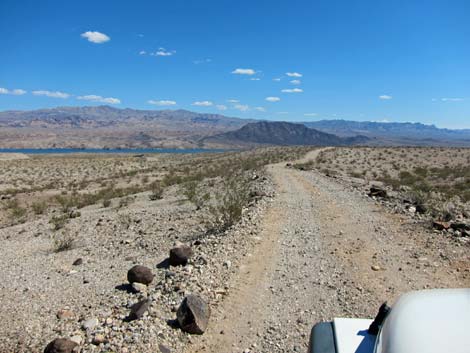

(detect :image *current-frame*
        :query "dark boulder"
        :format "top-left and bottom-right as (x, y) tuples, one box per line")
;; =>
(368, 187), (387, 198)
(432, 220), (451, 231)
(127, 265), (154, 285)
(44, 338), (77, 353)
(176, 295), (210, 334)
(169, 245), (193, 266)
(128, 298), (151, 321)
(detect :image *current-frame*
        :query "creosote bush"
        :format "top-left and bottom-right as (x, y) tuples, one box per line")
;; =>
(207, 174), (251, 232)
(52, 229), (75, 252)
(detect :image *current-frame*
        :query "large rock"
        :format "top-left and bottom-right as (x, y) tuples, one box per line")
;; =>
(169, 245), (193, 266)
(433, 220), (451, 231)
(44, 338), (78, 353)
(127, 265), (154, 285)
(368, 186), (387, 198)
(176, 295), (210, 334)
(129, 298), (151, 321)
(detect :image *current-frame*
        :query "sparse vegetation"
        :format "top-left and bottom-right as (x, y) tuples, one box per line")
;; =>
(51, 229), (75, 252)
(207, 175), (251, 231)
(313, 147), (470, 220)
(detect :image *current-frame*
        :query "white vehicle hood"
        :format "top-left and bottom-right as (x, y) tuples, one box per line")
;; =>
(333, 318), (376, 353)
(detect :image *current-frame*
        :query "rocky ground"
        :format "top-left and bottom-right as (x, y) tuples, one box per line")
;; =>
(0, 148), (468, 353)
(184, 150), (469, 353)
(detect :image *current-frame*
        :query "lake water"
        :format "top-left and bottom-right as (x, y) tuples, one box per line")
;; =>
(0, 148), (227, 154)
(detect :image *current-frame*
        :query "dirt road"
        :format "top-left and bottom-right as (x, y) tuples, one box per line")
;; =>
(189, 149), (469, 353)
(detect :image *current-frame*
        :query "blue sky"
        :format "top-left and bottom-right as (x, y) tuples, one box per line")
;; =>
(1, 0), (469, 128)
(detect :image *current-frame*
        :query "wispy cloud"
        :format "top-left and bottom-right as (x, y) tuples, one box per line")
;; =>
(193, 58), (212, 64)
(192, 101), (213, 106)
(231, 68), (256, 75)
(151, 48), (176, 56)
(273, 78), (282, 82)
(148, 99), (177, 106)
(81, 31), (110, 44)
(304, 113), (318, 117)
(266, 96), (281, 102)
(77, 95), (120, 104)
(254, 107), (266, 112)
(379, 95), (392, 100)
(139, 50), (147, 55)
(250, 78), (261, 81)
(216, 104), (227, 111)
(282, 88), (303, 93)
(441, 97), (464, 102)
(32, 90), (70, 99)
(286, 72), (302, 77)
(234, 104), (249, 111)
(277, 111), (289, 114)
(227, 99), (239, 103)
(290, 80), (301, 85)
(0, 87), (27, 95)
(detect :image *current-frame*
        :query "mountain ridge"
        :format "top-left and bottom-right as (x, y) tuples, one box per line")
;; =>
(1, 106), (470, 148)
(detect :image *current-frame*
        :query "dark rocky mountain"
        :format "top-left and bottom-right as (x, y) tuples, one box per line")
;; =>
(303, 120), (470, 146)
(204, 121), (370, 146)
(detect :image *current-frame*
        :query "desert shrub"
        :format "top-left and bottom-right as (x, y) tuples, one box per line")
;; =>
(102, 199), (112, 208)
(119, 196), (133, 208)
(208, 175), (250, 231)
(149, 181), (164, 200)
(3, 199), (27, 222)
(55, 194), (78, 213)
(292, 160), (315, 171)
(49, 214), (69, 231)
(31, 200), (48, 215)
(181, 181), (210, 209)
(52, 229), (75, 252)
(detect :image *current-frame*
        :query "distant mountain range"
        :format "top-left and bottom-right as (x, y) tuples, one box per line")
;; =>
(303, 120), (470, 146)
(0, 106), (469, 148)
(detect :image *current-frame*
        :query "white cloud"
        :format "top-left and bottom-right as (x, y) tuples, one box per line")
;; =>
(81, 31), (110, 44)
(441, 97), (464, 102)
(266, 96), (281, 102)
(148, 99), (177, 106)
(273, 78), (282, 82)
(304, 113), (318, 117)
(139, 50), (147, 55)
(234, 104), (249, 111)
(227, 99), (239, 103)
(282, 88), (303, 93)
(216, 104), (227, 111)
(77, 95), (120, 104)
(193, 58), (212, 64)
(0, 87), (26, 95)
(254, 107), (266, 112)
(250, 78), (261, 81)
(192, 101), (213, 106)
(231, 68), (256, 75)
(33, 90), (70, 99)
(286, 72), (302, 77)
(379, 95), (392, 100)
(277, 111), (289, 114)
(152, 48), (176, 56)
(290, 79), (301, 85)
(154, 48), (176, 56)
